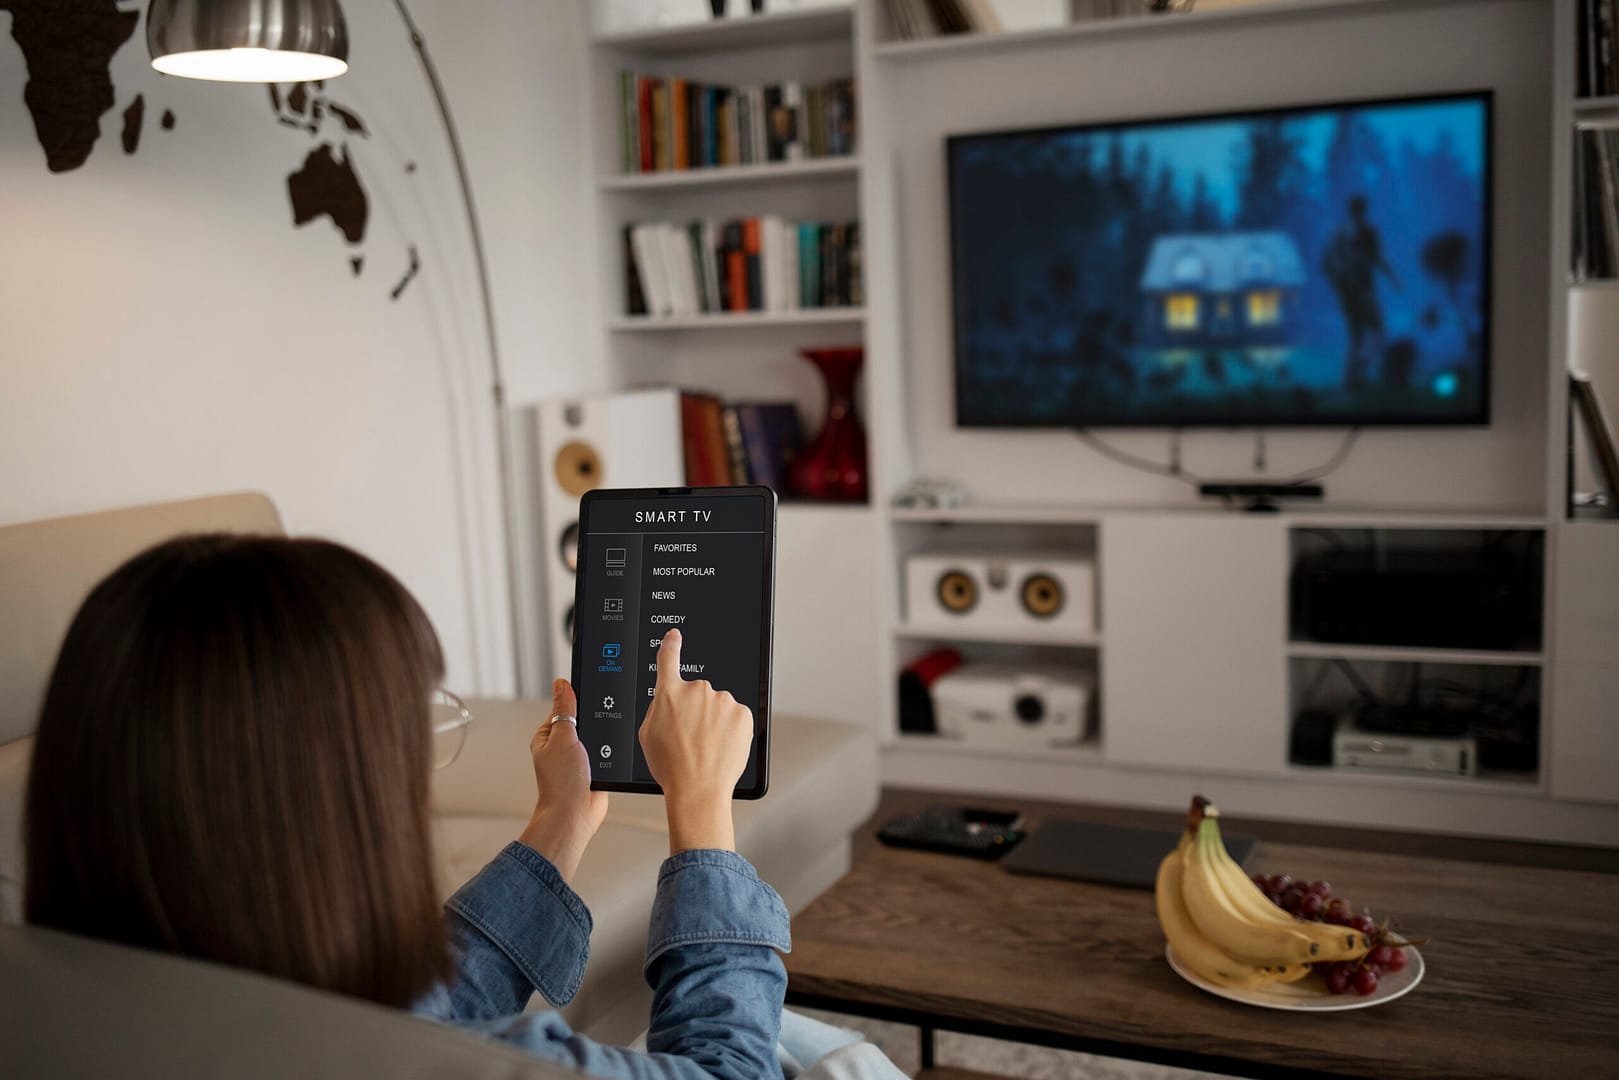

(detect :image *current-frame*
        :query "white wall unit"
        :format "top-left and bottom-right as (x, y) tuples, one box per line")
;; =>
(567, 0), (887, 734)
(576, 0), (1618, 845)
(772, 504), (886, 724)
(1101, 515), (1288, 774)
(1549, 521), (1619, 803)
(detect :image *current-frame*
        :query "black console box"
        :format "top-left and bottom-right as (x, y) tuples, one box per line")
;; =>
(1291, 548), (1541, 651)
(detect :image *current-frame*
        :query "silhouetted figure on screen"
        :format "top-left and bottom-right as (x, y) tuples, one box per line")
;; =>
(1322, 195), (1398, 388)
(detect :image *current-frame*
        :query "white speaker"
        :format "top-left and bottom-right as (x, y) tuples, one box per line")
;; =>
(904, 550), (1096, 637)
(932, 664), (1096, 748)
(536, 388), (684, 680)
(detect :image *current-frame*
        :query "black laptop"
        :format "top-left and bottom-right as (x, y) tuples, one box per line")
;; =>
(1000, 819), (1257, 889)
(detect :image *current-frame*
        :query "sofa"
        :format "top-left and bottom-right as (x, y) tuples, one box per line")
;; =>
(0, 493), (879, 1066)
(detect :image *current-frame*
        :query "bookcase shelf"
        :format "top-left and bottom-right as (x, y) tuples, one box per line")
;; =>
(600, 155), (861, 192)
(593, 5), (853, 56)
(607, 308), (865, 332)
(894, 621), (1103, 648)
(871, 0), (1471, 61)
(1286, 641), (1546, 667)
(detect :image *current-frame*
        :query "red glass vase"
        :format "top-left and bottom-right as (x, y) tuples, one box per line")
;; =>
(790, 346), (867, 502)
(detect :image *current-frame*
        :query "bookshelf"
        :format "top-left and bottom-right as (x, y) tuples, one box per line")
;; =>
(598, 155), (862, 192)
(607, 308), (865, 331)
(593, 5), (855, 54)
(566, 0), (1619, 846)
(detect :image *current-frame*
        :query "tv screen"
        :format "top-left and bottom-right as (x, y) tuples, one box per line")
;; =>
(948, 92), (1492, 427)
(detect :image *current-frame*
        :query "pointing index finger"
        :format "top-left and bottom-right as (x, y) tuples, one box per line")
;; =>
(656, 628), (684, 687)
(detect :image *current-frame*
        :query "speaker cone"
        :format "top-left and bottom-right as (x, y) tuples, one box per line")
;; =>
(554, 440), (602, 497)
(559, 521), (580, 573)
(936, 569), (977, 614)
(1020, 573), (1064, 618)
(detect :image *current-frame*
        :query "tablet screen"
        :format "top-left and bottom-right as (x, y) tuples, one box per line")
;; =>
(572, 486), (775, 798)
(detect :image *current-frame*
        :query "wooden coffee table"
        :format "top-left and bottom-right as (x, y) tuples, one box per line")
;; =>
(785, 790), (1619, 1080)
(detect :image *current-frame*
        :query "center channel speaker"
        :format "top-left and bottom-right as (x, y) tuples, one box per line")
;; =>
(905, 550), (1096, 636)
(535, 388), (683, 680)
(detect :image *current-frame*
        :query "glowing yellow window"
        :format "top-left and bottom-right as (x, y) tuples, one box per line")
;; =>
(1247, 289), (1281, 326)
(1165, 294), (1199, 330)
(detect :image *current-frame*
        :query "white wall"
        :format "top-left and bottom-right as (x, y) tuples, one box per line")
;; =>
(883, 0), (1554, 514)
(0, 2), (594, 694)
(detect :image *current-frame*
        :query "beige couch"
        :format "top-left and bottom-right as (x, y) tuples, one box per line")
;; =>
(0, 494), (879, 1064)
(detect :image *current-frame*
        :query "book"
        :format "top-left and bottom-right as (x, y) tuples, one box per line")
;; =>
(651, 79), (669, 172)
(623, 225), (647, 316)
(799, 223), (821, 308)
(700, 219), (721, 315)
(671, 78), (689, 170)
(619, 71), (637, 173)
(631, 224), (671, 316)
(782, 82), (804, 162)
(637, 77), (654, 172)
(1572, 369), (1619, 506)
(686, 222), (709, 312)
(721, 405), (750, 484)
(743, 218), (763, 311)
(680, 393), (724, 486)
(847, 221), (863, 307)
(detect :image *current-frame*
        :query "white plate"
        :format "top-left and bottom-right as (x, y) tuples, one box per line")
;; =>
(1165, 944), (1424, 1011)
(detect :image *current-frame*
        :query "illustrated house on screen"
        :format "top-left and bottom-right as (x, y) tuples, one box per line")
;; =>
(1138, 232), (1305, 347)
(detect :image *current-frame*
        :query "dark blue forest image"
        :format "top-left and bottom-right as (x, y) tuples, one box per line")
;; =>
(949, 95), (1489, 426)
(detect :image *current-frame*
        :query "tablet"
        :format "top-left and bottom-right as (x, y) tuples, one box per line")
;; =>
(571, 486), (776, 799)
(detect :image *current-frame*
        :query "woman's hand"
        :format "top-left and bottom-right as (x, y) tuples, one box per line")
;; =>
(638, 629), (754, 854)
(518, 678), (609, 882)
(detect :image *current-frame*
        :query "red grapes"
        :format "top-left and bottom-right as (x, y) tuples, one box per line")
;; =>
(1250, 870), (1410, 996)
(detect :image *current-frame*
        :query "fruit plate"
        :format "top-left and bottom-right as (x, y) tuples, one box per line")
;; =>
(1166, 944), (1424, 1011)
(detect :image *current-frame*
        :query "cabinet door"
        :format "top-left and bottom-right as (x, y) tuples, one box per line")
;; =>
(1549, 522), (1619, 804)
(771, 506), (883, 727)
(1101, 515), (1287, 774)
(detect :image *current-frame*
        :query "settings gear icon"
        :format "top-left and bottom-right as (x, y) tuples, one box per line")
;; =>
(601, 695), (616, 710)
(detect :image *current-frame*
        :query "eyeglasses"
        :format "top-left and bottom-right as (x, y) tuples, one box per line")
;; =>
(431, 688), (473, 770)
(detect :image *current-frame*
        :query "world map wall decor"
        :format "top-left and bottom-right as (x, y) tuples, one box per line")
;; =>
(0, 0), (421, 299)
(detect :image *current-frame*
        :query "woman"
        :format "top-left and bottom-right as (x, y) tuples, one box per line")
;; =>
(24, 534), (894, 1078)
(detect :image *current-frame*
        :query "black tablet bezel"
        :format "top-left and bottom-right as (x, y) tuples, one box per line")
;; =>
(572, 485), (776, 800)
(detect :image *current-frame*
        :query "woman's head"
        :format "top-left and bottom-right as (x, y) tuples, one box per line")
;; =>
(24, 534), (449, 1006)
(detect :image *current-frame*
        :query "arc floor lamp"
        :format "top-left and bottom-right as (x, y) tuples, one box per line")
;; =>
(146, 0), (522, 685)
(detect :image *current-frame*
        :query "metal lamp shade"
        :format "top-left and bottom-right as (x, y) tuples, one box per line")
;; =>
(148, 0), (350, 82)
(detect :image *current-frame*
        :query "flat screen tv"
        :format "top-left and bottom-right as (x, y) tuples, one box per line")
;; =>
(948, 91), (1492, 428)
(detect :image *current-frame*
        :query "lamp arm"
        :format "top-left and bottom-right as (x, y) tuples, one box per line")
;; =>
(393, 0), (523, 690)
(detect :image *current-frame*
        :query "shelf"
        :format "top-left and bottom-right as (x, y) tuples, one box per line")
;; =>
(895, 622), (1102, 648)
(1568, 277), (1619, 291)
(593, 5), (853, 56)
(608, 309), (864, 331)
(887, 733), (1103, 764)
(1284, 764), (1541, 795)
(1279, 510), (1548, 530)
(1286, 641), (1544, 667)
(888, 502), (1105, 525)
(601, 156), (860, 192)
(778, 499), (872, 515)
(872, 0), (1469, 62)
(1573, 95), (1619, 128)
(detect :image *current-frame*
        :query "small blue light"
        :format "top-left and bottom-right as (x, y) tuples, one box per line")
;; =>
(1434, 372), (1459, 398)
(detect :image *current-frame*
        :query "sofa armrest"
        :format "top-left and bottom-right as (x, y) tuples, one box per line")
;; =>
(430, 697), (548, 819)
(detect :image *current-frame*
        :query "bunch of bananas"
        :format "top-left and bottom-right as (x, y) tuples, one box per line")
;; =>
(1155, 797), (1372, 990)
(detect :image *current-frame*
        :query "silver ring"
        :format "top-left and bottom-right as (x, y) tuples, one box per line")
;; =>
(549, 714), (577, 726)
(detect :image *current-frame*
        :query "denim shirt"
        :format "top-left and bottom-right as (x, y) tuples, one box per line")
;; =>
(414, 841), (792, 1079)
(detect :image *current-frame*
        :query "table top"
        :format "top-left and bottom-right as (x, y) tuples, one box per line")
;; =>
(784, 790), (1619, 1080)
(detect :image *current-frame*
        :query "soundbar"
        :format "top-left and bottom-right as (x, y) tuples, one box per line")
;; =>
(1198, 482), (1325, 499)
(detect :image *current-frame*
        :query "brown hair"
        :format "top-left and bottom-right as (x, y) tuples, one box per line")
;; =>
(24, 534), (450, 1007)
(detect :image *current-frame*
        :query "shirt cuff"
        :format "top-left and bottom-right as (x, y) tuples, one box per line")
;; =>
(446, 841), (594, 1007)
(644, 849), (792, 976)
